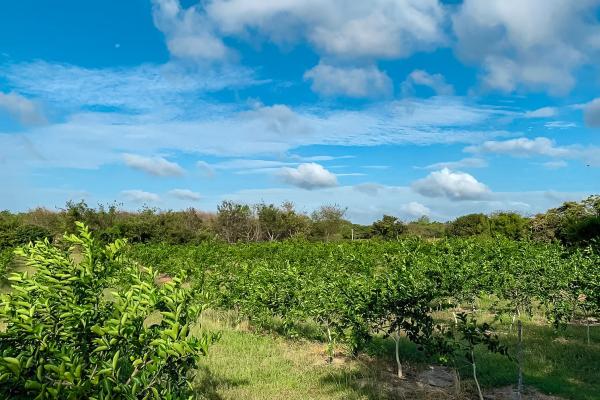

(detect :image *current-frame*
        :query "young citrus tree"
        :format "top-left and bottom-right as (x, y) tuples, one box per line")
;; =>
(0, 222), (216, 399)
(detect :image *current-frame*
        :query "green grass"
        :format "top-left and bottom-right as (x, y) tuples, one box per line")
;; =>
(192, 310), (472, 400)
(474, 322), (600, 400)
(191, 310), (600, 400)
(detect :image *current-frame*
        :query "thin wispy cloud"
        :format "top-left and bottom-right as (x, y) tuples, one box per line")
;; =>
(169, 189), (202, 201)
(121, 189), (161, 203)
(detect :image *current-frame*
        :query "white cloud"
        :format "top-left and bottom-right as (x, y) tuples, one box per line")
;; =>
(465, 137), (600, 166)
(304, 63), (392, 98)
(240, 104), (308, 135)
(168, 188), (202, 201)
(402, 69), (454, 96)
(453, 0), (600, 94)
(411, 168), (491, 200)
(201, 158), (298, 175)
(278, 163), (338, 190)
(423, 157), (487, 170)
(0, 89), (512, 171)
(212, 159), (294, 170)
(205, 0), (447, 59)
(0, 92), (46, 125)
(123, 154), (185, 176)
(353, 182), (384, 196)
(196, 161), (215, 177)
(524, 107), (557, 118)
(2, 61), (259, 114)
(121, 190), (161, 203)
(0, 55), (514, 167)
(544, 121), (576, 129)
(290, 154), (355, 162)
(583, 98), (600, 127)
(542, 160), (568, 169)
(151, 0), (230, 62)
(465, 137), (570, 158)
(401, 201), (431, 217)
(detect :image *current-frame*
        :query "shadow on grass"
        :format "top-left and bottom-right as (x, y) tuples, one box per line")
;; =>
(319, 323), (600, 400)
(194, 365), (250, 400)
(473, 322), (600, 400)
(319, 337), (463, 400)
(318, 356), (463, 400)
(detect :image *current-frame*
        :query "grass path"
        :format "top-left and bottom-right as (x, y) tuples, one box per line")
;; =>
(193, 311), (600, 400)
(193, 311), (469, 400)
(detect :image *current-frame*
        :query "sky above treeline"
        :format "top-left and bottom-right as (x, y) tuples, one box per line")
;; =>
(0, 0), (599, 223)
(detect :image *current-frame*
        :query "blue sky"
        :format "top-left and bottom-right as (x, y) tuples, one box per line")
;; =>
(0, 0), (599, 223)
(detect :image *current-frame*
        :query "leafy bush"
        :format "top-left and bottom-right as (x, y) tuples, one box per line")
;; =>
(447, 213), (490, 237)
(13, 224), (52, 245)
(0, 247), (12, 279)
(0, 223), (216, 399)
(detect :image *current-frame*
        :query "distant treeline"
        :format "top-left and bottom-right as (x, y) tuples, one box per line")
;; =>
(0, 195), (598, 249)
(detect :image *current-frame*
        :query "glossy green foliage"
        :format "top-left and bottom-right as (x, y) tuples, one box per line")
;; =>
(129, 237), (600, 358)
(0, 223), (217, 399)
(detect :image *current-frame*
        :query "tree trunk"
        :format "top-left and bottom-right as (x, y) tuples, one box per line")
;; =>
(587, 321), (591, 346)
(394, 332), (403, 379)
(453, 368), (461, 396)
(326, 326), (334, 364)
(471, 349), (484, 400)
(517, 319), (523, 400)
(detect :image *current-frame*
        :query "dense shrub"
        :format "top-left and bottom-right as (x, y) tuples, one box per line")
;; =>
(0, 223), (216, 399)
(1, 195), (598, 247)
(447, 213), (490, 237)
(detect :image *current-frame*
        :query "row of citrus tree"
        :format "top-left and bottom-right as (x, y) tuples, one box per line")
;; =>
(129, 238), (599, 392)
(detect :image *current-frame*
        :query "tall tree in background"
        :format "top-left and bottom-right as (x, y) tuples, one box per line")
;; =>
(216, 201), (255, 243)
(371, 215), (406, 240)
(447, 213), (490, 237)
(311, 205), (348, 241)
(489, 212), (529, 240)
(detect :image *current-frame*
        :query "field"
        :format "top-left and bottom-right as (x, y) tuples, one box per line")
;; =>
(1, 232), (599, 399)
(127, 239), (600, 400)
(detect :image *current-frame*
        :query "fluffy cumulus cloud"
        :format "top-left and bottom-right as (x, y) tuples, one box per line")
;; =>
(168, 188), (202, 201)
(121, 190), (161, 203)
(205, 0), (447, 59)
(123, 154), (185, 177)
(151, 0), (229, 61)
(278, 163), (338, 190)
(0, 91), (46, 125)
(402, 69), (454, 96)
(583, 98), (600, 127)
(411, 168), (490, 200)
(452, 0), (600, 94)
(304, 63), (392, 98)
